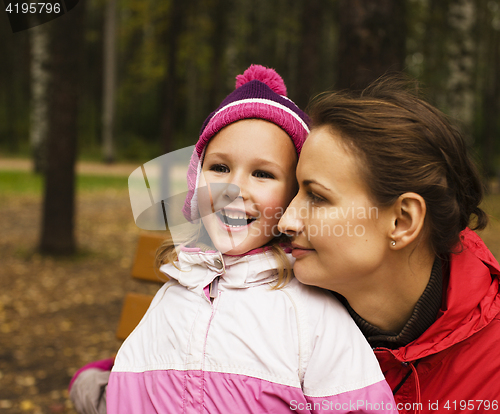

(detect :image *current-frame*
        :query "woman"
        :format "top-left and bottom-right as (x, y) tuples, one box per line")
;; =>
(278, 77), (500, 414)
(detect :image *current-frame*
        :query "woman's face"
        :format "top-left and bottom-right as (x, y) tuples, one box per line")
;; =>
(278, 126), (393, 293)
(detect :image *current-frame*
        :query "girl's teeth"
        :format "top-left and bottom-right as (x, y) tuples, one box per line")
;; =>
(216, 211), (255, 227)
(225, 213), (248, 219)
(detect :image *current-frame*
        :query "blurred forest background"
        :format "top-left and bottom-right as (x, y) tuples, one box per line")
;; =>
(2, 0), (500, 168)
(1, 0), (500, 412)
(3, 0), (500, 255)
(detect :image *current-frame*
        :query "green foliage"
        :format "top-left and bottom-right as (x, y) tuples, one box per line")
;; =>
(0, 171), (43, 194)
(0, 170), (128, 195)
(116, 132), (163, 162)
(77, 174), (129, 192)
(2, 0), (500, 171)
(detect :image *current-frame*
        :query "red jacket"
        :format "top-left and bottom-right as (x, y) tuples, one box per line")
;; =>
(375, 229), (500, 414)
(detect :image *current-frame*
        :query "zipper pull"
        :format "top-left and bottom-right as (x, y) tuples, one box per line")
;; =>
(209, 277), (219, 300)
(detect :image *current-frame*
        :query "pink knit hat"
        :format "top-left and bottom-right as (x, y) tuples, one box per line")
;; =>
(183, 64), (310, 221)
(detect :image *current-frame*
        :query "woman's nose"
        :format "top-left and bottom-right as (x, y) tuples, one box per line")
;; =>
(278, 198), (304, 235)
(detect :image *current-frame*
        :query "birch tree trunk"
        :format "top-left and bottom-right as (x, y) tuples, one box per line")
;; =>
(102, 0), (117, 164)
(30, 23), (50, 173)
(446, 0), (476, 130)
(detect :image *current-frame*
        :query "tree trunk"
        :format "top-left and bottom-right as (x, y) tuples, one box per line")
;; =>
(102, 0), (118, 164)
(39, 5), (85, 255)
(445, 0), (476, 131)
(337, 0), (406, 90)
(158, 0), (189, 220)
(479, 0), (500, 178)
(160, 0), (186, 155)
(30, 22), (50, 173)
(421, 0), (450, 109)
(208, 0), (229, 110)
(296, 0), (322, 109)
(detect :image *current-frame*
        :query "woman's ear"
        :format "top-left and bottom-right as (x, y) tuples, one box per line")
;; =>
(390, 193), (427, 249)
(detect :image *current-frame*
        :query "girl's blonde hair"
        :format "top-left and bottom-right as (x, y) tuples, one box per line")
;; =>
(155, 223), (294, 289)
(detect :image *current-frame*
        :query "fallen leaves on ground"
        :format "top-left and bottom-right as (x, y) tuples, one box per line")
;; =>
(0, 190), (161, 413)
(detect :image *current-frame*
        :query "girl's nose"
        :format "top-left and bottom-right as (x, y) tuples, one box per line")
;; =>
(278, 198), (304, 235)
(208, 182), (242, 213)
(227, 173), (249, 200)
(221, 183), (240, 202)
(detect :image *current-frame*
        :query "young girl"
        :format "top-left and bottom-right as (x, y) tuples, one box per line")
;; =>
(106, 65), (397, 413)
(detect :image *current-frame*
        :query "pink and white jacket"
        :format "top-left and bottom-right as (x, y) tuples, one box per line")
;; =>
(107, 248), (397, 413)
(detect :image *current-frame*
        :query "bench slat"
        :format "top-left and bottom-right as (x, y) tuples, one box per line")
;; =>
(116, 233), (168, 340)
(131, 232), (168, 282)
(116, 292), (154, 340)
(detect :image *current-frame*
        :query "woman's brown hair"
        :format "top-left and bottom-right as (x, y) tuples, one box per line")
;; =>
(308, 75), (488, 259)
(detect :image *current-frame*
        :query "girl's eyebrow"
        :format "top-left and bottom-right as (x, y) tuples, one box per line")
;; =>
(255, 158), (286, 173)
(203, 152), (227, 160)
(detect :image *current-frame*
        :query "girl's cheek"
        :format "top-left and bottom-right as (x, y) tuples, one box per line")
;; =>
(260, 194), (284, 209)
(262, 203), (288, 224)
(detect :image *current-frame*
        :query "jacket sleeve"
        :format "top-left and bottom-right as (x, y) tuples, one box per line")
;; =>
(69, 368), (110, 414)
(297, 287), (398, 414)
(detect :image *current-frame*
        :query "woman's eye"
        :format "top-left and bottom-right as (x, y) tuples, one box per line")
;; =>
(210, 164), (229, 173)
(254, 170), (274, 179)
(306, 191), (324, 205)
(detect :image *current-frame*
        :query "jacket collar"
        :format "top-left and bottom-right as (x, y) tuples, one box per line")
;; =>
(159, 247), (293, 298)
(387, 228), (500, 361)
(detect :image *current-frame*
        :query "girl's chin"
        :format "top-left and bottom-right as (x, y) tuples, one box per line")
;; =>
(212, 236), (268, 255)
(211, 238), (250, 255)
(222, 247), (248, 256)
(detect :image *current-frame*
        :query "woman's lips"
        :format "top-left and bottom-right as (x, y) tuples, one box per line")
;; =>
(291, 243), (314, 258)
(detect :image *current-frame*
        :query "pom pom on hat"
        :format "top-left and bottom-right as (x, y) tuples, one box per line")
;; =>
(235, 64), (287, 96)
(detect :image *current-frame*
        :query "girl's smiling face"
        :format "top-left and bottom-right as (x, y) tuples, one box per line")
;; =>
(278, 126), (394, 294)
(199, 119), (298, 255)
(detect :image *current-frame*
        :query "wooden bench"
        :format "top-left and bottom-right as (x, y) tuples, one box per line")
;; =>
(115, 232), (167, 340)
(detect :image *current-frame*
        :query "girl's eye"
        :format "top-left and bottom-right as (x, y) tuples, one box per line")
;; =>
(254, 170), (274, 179)
(306, 191), (324, 205)
(210, 164), (229, 173)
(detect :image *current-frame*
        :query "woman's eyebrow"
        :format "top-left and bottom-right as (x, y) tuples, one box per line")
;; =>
(302, 179), (332, 192)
